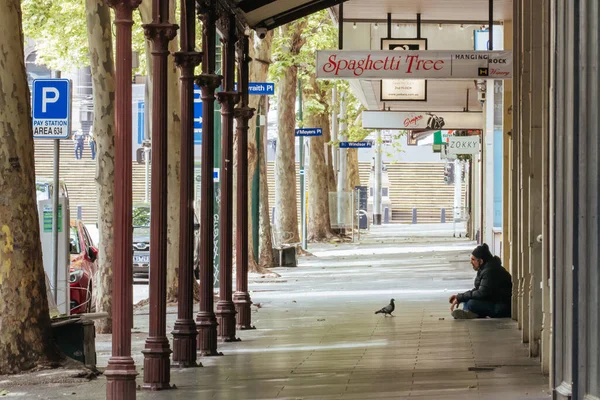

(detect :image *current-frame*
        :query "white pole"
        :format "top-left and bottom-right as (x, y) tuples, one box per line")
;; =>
(331, 87), (338, 180)
(454, 159), (462, 221)
(337, 94), (347, 227)
(373, 130), (382, 225)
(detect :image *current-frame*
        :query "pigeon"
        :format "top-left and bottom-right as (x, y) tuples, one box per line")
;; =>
(375, 298), (395, 317)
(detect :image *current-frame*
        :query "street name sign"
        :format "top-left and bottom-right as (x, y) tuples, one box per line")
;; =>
(233, 82), (276, 95)
(32, 79), (72, 139)
(295, 128), (322, 137)
(248, 82), (275, 95)
(339, 141), (372, 148)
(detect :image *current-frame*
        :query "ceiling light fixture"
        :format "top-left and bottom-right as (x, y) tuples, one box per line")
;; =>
(395, 23), (400, 30)
(374, 23), (379, 29)
(353, 22), (357, 29)
(438, 24), (443, 30)
(460, 24), (464, 30)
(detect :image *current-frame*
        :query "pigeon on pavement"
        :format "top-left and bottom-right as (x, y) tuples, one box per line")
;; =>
(375, 298), (395, 317)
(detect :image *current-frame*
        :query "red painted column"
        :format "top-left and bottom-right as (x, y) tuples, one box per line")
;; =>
(172, 0), (202, 369)
(196, 0), (222, 356)
(141, 0), (178, 388)
(216, 14), (240, 343)
(233, 35), (256, 330)
(105, 1), (141, 399)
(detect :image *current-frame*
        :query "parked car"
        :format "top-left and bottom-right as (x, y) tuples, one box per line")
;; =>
(69, 220), (98, 314)
(132, 203), (150, 277)
(132, 202), (200, 278)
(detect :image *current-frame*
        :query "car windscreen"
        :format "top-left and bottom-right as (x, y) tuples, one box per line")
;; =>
(70, 227), (81, 255)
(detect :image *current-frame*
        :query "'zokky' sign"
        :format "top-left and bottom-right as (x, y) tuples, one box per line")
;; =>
(447, 136), (480, 155)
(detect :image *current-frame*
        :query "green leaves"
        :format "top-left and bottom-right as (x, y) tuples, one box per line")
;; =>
(22, 0), (88, 71)
(22, 0), (147, 75)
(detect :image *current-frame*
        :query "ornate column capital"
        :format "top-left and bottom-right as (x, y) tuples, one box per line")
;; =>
(216, 91), (241, 108)
(143, 23), (179, 47)
(233, 106), (255, 121)
(195, 74), (222, 91)
(174, 51), (203, 70)
(106, 0), (142, 13)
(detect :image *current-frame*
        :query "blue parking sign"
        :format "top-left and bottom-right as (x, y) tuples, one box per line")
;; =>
(32, 79), (71, 139)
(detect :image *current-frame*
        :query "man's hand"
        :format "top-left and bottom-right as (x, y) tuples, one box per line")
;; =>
(448, 294), (457, 304)
(450, 299), (459, 312)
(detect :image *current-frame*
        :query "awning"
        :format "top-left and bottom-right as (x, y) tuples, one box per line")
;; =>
(237, 0), (348, 30)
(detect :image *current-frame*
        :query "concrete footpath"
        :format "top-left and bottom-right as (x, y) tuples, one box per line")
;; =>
(2, 224), (551, 399)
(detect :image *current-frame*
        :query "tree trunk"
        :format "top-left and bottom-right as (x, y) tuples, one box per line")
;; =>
(247, 33), (275, 272)
(86, 0), (116, 334)
(274, 22), (306, 245)
(258, 97), (275, 269)
(306, 110), (334, 241)
(139, 0), (182, 301)
(0, 0), (61, 373)
(346, 148), (361, 191)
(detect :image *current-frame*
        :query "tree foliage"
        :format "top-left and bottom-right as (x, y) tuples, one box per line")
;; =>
(22, 0), (147, 74)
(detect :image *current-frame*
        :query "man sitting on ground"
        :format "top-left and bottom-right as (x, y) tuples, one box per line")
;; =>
(449, 243), (512, 319)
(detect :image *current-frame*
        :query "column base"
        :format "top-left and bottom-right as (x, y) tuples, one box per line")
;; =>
(141, 337), (173, 391)
(172, 319), (201, 368)
(233, 292), (255, 330)
(196, 311), (222, 356)
(216, 301), (239, 342)
(373, 214), (382, 225)
(106, 356), (138, 400)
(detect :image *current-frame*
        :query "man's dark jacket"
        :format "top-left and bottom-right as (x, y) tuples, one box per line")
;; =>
(457, 256), (512, 304)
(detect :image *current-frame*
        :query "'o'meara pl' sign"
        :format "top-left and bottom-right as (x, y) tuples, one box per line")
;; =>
(316, 50), (512, 80)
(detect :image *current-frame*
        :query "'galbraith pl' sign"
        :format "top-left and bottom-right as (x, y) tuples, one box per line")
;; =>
(316, 50), (512, 79)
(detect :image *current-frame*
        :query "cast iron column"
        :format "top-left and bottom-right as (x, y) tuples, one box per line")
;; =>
(233, 35), (255, 330)
(172, 0), (202, 368)
(142, 0), (178, 389)
(105, 1), (140, 399)
(195, 0), (222, 356)
(215, 13), (240, 342)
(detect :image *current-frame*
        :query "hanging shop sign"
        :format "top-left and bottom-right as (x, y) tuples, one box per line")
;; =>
(316, 50), (512, 80)
(447, 136), (480, 154)
(362, 111), (483, 130)
(380, 38), (428, 101)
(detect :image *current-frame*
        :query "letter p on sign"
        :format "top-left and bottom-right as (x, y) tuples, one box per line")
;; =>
(42, 87), (60, 112)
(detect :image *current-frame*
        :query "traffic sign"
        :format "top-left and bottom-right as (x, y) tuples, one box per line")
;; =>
(299, 169), (305, 175)
(339, 141), (372, 148)
(194, 84), (203, 144)
(295, 128), (322, 137)
(213, 168), (220, 182)
(233, 82), (275, 95)
(32, 79), (72, 139)
(248, 82), (275, 95)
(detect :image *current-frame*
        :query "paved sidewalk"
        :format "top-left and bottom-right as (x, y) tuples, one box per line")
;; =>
(4, 224), (551, 399)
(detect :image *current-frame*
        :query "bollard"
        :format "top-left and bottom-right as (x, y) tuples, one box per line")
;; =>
(384, 207), (390, 224)
(440, 208), (446, 223)
(412, 208), (417, 224)
(77, 205), (83, 221)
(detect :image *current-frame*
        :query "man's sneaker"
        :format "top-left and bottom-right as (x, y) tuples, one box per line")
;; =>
(452, 309), (479, 319)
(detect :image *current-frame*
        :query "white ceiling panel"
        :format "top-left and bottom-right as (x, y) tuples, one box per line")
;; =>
(339, 0), (512, 22)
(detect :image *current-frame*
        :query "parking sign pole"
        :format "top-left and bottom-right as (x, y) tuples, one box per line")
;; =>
(51, 71), (61, 303)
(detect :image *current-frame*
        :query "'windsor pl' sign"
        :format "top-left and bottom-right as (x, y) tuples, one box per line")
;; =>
(316, 50), (512, 80)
